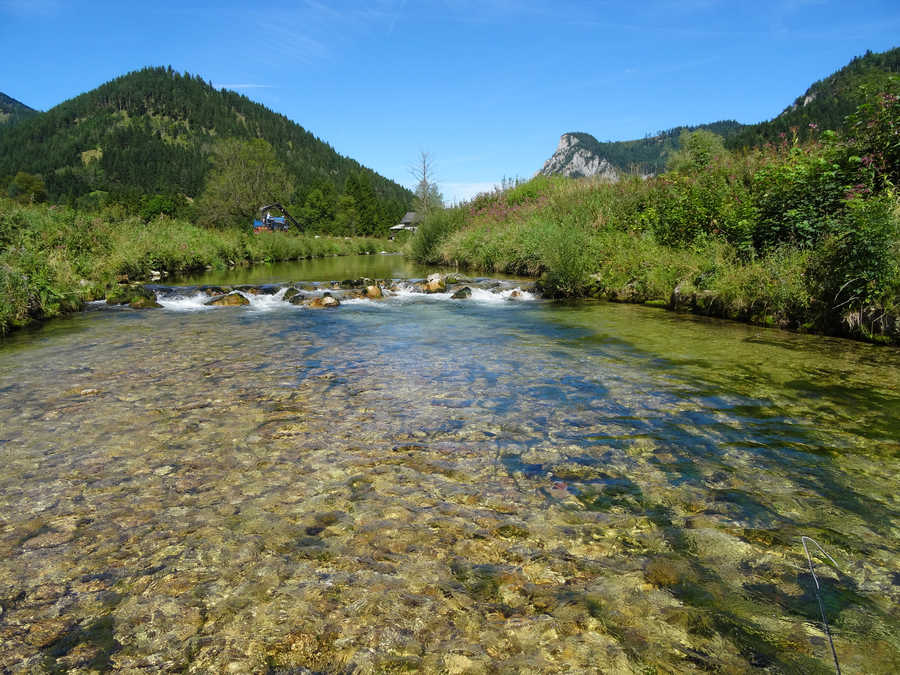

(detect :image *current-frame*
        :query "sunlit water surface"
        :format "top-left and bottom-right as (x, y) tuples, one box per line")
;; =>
(1, 259), (898, 673)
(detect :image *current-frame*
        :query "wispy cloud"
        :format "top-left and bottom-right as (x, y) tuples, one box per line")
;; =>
(1, 0), (60, 16)
(245, 0), (410, 66)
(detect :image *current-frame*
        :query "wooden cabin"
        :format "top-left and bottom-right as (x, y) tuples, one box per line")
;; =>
(388, 211), (420, 239)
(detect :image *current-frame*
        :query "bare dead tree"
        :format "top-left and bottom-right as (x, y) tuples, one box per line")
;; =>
(409, 151), (443, 217)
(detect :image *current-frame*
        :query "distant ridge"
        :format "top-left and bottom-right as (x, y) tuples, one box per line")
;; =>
(0, 66), (411, 215)
(539, 121), (743, 179)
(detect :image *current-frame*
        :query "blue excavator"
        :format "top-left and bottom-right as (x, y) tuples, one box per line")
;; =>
(253, 203), (300, 233)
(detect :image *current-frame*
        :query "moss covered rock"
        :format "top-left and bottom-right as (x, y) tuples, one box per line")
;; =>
(451, 286), (472, 299)
(106, 285), (161, 308)
(205, 292), (250, 307)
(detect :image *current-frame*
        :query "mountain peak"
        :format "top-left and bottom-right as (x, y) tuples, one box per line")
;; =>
(539, 133), (619, 180)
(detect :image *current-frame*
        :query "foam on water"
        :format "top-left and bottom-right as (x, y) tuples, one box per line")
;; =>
(156, 291), (214, 312)
(470, 287), (535, 303)
(152, 282), (536, 312)
(384, 283), (535, 305)
(246, 288), (288, 311)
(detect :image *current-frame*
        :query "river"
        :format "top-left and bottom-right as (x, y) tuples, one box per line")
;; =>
(1, 255), (897, 672)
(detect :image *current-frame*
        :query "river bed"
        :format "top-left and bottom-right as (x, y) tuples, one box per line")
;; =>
(0, 257), (898, 672)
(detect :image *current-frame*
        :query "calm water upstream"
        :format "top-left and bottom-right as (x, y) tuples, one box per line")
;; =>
(0, 256), (898, 673)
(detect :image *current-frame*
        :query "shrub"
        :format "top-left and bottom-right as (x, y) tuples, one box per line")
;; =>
(845, 91), (900, 190)
(751, 145), (851, 251)
(408, 208), (466, 263)
(537, 221), (592, 297)
(805, 194), (899, 323)
(648, 167), (754, 250)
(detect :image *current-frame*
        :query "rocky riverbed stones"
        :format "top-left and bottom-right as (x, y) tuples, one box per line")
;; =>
(146, 275), (537, 311)
(0, 283), (896, 673)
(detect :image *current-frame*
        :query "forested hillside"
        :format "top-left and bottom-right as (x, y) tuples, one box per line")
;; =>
(0, 67), (411, 234)
(557, 121), (744, 175)
(727, 47), (900, 150)
(0, 93), (38, 128)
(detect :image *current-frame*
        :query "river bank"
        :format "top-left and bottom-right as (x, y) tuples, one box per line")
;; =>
(0, 199), (398, 335)
(410, 96), (900, 345)
(408, 175), (899, 346)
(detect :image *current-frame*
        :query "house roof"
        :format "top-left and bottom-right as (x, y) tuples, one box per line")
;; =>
(399, 211), (418, 224)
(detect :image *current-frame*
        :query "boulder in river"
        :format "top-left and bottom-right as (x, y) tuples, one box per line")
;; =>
(365, 285), (383, 299)
(423, 274), (446, 293)
(451, 287), (472, 299)
(307, 295), (340, 309)
(234, 285), (264, 296)
(340, 278), (373, 289)
(205, 292), (250, 307)
(129, 294), (163, 309)
(106, 285), (162, 309)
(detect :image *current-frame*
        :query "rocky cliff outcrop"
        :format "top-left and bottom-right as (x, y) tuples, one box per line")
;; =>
(538, 133), (619, 180)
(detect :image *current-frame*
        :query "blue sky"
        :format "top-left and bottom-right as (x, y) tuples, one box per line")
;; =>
(2, 1), (898, 203)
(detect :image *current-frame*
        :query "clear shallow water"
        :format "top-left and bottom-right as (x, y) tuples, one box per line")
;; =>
(170, 252), (525, 287)
(0, 266), (898, 673)
(171, 252), (428, 286)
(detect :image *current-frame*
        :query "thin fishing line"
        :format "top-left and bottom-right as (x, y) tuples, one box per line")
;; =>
(801, 536), (842, 674)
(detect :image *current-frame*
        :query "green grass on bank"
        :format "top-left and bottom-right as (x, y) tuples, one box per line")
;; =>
(408, 94), (900, 343)
(0, 201), (396, 334)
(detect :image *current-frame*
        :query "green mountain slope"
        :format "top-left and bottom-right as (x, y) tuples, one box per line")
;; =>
(0, 92), (38, 128)
(727, 47), (900, 150)
(0, 67), (411, 213)
(548, 121), (745, 176)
